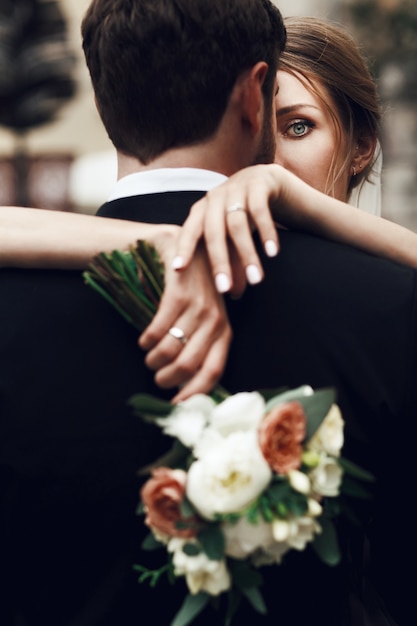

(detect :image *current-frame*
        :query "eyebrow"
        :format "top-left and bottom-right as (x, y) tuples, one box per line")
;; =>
(276, 104), (321, 116)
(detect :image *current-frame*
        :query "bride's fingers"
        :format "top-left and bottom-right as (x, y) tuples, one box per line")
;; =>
(245, 176), (281, 258)
(202, 195), (264, 291)
(144, 323), (190, 371)
(224, 207), (265, 286)
(176, 194), (235, 294)
(141, 255), (232, 389)
(154, 321), (231, 396)
(179, 182), (280, 293)
(172, 199), (207, 271)
(139, 291), (183, 352)
(171, 337), (229, 402)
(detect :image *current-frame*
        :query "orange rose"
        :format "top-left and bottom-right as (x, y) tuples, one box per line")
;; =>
(258, 401), (306, 475)
(141, 468), (199, 539)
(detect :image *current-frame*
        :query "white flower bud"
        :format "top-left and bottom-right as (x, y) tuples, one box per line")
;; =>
(288, 469), (311, 494)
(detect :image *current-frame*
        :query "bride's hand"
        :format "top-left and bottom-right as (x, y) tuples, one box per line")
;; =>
(172, 164), (282, 296)
(139, 228), (232, 403)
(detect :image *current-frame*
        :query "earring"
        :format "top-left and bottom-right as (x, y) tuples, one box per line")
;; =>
(352, 165), (357, 176)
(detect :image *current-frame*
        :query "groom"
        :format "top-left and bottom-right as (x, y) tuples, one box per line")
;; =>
(0, 0), (413, 624)
(0, 2), (286, 626)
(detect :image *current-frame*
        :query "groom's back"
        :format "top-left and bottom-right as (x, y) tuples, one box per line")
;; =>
(0, 264), (175, 626)
(224, 228), (416, 624)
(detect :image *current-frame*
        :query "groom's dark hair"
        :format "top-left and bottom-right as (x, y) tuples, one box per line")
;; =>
(81, 0), (286, 164)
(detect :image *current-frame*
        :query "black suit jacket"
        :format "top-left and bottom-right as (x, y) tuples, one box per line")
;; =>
(1, 191), (415, 626)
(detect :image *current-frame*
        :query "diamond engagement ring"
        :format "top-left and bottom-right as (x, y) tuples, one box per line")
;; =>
(168, 326), (188, 345)
(226, 202), (246, 214)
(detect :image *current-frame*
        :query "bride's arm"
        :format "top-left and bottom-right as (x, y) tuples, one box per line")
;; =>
(172, 164), (417, 292)
(1, 206), (170, 269)
(274, 175), (417, 268)
(0, 205), (231, 402)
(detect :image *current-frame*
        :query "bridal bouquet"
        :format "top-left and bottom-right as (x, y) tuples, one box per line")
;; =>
(83, 242), (373, 626)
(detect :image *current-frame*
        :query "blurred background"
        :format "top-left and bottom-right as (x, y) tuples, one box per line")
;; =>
(0, 0), (416, 230)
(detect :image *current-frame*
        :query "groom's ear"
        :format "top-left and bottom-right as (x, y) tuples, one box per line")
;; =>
(236, 62), (269, 136)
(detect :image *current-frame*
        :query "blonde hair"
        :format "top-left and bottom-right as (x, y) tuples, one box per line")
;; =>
(280, 16), (381, 198)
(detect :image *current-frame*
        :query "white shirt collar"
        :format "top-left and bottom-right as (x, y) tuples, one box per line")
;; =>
(108, 168), (227, 201)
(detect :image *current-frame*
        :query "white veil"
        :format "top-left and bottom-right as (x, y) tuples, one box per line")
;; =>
(348, 141), (383, 216)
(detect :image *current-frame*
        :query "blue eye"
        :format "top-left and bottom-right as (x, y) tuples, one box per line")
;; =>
(286, 120), (314, 137)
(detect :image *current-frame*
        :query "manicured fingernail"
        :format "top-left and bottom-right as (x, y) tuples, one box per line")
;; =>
(172, 256), (185, 270)
(246, 264), (262, 285)
(215, 273), (231, 293)
(265, 239), (278, 257)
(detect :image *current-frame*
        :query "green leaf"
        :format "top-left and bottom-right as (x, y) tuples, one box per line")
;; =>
(322, 497), (341, 519)
(266, 480), (291, 504)
(265, 480), (308, 518)
(141, 532), (164, 551)
(170, 592), (210, 626)
(225, 589), (242, 626)
(214, 512), (241, 525)
(276, 501), (288, 517)
(209, 385), (231, 403)
(128, 393), (174, 420)
(257, 386), (288, 402)
(263, 386), (337, 444)
(338, 457), (375, 483)
(230, 560), (263, 591)
(133, 562), (171, 586)
(341, 476), (374, 500)
(245, 501), (260, 525)
(311, 518), (341, 566)
(264, 385), (316, 411)
(241, 586), (267, 615)
(259, 495), (274, 523)
(180, 496), (197, 518)
(298, 388), (337, 440)
(285, 492), (308, 517)
(183, 543), (201, 557)
(197, 525), (225, 560)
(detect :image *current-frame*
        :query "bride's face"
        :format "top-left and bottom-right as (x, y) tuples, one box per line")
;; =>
(274, 70), (351, 201)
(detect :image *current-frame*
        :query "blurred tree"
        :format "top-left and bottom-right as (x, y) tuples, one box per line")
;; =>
(341, 0), (417, 99)
(0, 0), (77, 205)
(339, 0), (417, 233)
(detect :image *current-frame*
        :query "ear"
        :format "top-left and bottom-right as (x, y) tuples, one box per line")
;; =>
(239, 61), (269, 136)
(351, 132), (377, 174)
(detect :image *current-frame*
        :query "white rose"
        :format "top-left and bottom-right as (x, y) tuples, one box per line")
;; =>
(155, 394), (215, 449)
(308, 404), (344, 457)
(168, 538), (231, 596)
(222, 516), (274, 559)
(272, 515), (321, 551)
(193, 426), (223, 459)
(186, 430), (272, 520)
(309, 455), (343, 497)
(208, 392), (265, 436)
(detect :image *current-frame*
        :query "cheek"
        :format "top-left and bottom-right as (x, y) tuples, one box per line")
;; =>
(274, 140), (333, 194)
